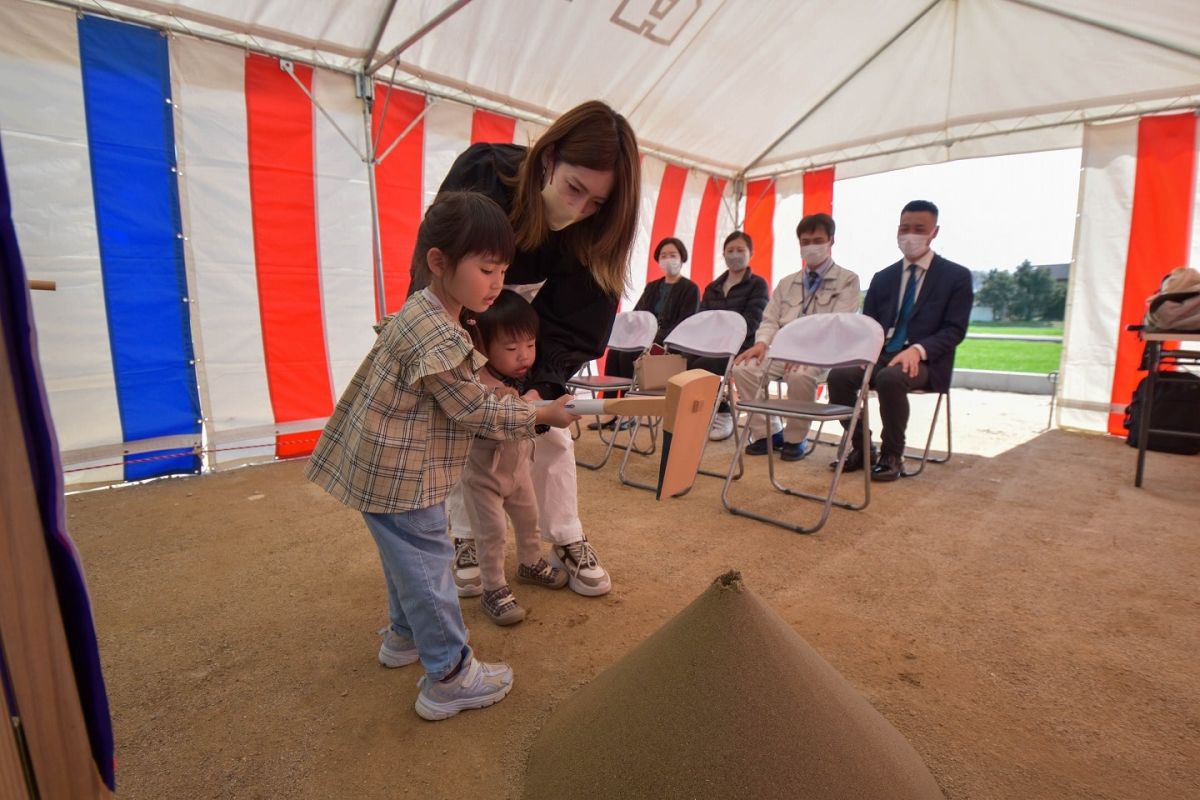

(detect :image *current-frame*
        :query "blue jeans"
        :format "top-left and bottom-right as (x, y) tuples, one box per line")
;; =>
(362, 504), (468, 680)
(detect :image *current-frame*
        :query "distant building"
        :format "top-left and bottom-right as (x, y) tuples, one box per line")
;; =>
(1045, 263), (1070, 284)
(969, 305), (994, 322)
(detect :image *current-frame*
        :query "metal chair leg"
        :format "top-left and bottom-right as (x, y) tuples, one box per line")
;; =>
(902, 391), (951, 478)
(575, 416), (624, 470)
(722, 399), (872, 534)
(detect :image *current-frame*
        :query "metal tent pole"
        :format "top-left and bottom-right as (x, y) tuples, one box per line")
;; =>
(357, 74), (388, 320)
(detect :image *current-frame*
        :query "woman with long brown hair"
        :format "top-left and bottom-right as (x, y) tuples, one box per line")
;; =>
(412, 100), (640, 598)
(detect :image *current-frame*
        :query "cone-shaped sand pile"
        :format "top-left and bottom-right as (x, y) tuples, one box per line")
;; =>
(523, 571), (943, 799)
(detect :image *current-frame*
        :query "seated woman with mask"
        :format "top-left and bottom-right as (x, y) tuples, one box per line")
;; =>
(694, 230), (769, 441)
(592, 237), (700, 429)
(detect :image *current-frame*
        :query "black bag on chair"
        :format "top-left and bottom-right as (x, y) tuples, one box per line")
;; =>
(1124, 372), (1200, 454)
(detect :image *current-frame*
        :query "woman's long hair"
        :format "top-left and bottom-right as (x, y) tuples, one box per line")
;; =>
(505, 100), (640, 298)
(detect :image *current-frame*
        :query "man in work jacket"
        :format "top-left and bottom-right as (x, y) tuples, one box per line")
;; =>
(731, 213), (861, 461)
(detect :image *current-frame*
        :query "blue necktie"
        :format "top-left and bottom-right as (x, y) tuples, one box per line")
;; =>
(885, 265), (919, 354)
(805, 270), (821, 295)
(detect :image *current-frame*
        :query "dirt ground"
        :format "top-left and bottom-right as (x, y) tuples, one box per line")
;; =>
(66, 390), (1200, 799)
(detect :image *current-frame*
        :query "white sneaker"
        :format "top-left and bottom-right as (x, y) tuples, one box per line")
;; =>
(708, 412), (734, 441)
(414, 653), (513, 721)
(378, 627), (419, 668)
(550, 538), (612, 597)
(452, 538), (482, 597)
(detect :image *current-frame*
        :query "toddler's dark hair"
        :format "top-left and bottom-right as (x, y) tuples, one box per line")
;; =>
(410, 191), (516, 292)
(465, 289), (539, 353)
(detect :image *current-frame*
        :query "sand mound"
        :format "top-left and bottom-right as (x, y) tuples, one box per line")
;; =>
(523, 571), (943, 799)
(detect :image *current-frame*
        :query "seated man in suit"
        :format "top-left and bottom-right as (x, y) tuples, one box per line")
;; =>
(826, 200), (973, 481)
(731, 213), (861, 461)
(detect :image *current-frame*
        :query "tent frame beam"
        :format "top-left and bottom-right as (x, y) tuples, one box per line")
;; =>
(279, 60), (365, 160)
(41, 0), (1200, 181)
(742, 0), (943, 174)
(366, 0), (475, 76)
(39, 0), (360, 76)
(361, 0), (399, 72)
(753, 100), (1200, 181)
(1001, 0), (1200, 61)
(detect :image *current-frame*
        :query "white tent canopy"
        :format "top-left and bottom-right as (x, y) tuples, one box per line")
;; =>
(48, 0), (1200, 179)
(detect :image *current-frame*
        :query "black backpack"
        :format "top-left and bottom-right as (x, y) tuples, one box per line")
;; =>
(1124, 372), (1200, 454)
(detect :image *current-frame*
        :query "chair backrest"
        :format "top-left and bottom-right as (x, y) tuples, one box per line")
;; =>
(767, 313), (884, 368)
(607, 310), (659, 352)
(664, 310), (747, 358)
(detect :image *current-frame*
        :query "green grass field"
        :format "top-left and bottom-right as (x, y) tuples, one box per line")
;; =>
(955, 339), (1062, 373)
(956, 322), (1062, 373)
(969, 322), (1064, 337)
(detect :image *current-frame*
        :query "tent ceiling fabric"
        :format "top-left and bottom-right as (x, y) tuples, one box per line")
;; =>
(51, 0), (1200, 178)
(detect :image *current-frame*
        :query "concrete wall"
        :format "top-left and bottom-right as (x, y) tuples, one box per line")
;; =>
(952, 369), (1058, 395)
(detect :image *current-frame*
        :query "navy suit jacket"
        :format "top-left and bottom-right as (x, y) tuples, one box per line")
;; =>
(863, 254), (974, 392)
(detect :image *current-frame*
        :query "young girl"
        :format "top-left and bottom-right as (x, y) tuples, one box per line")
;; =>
(461, 290), (569, 626)
(306, 192), (575, 721)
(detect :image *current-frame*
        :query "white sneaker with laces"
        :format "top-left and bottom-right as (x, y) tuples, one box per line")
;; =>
(550, 538), (612, 597)
(377, 627), (419, 668)
(708, 411), (734, 441)
(414, 653), (513, 721)
(452, 537), (483, 597)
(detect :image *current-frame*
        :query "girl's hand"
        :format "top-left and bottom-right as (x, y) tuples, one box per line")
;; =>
(493, 385), (519, 400)
(534, 395), (577, 429)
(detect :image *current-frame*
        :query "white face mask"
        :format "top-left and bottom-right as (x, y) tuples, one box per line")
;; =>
(724, 252), (748, 272)
(659, 256), (682, 277)
(541, 178), (582, 231)
(898, 234), (930, 262)
(800, 243), (830, 267)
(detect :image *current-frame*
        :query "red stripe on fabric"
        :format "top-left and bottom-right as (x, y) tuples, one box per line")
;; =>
(691, 176), (725, 288)
(1108, 112), (1197, 435)
(646, 164), (688, 283)
(373, 86), (425, 314)
(743, 178), (776, 287)
(803, 168), (835, 215)
(245, 54), (332, 458)
(471, 109), (516, 144)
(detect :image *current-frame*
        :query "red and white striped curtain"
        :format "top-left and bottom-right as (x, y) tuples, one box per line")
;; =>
(1058, 112), (1199, 433)
(0, 3), (838, 485)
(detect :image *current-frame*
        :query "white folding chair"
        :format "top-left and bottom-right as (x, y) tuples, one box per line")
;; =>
(567, 310), (658, 470)
(619, 309), (747, 492)
(722, 313), (884, 534)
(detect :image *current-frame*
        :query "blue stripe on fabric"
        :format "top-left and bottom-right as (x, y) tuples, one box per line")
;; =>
(78, 16), (200, 480)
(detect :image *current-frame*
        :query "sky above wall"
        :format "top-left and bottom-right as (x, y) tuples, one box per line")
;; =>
(828, 148), (1083, 282)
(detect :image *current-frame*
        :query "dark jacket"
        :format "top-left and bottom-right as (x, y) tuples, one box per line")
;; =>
(862, 254), (974, 392)
(633, 277), (700, 344)
(700, 269), (770, 352)
(416, 143), (618, 399)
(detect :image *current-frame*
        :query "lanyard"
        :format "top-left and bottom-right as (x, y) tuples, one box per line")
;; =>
(800, 261), (833, 316)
